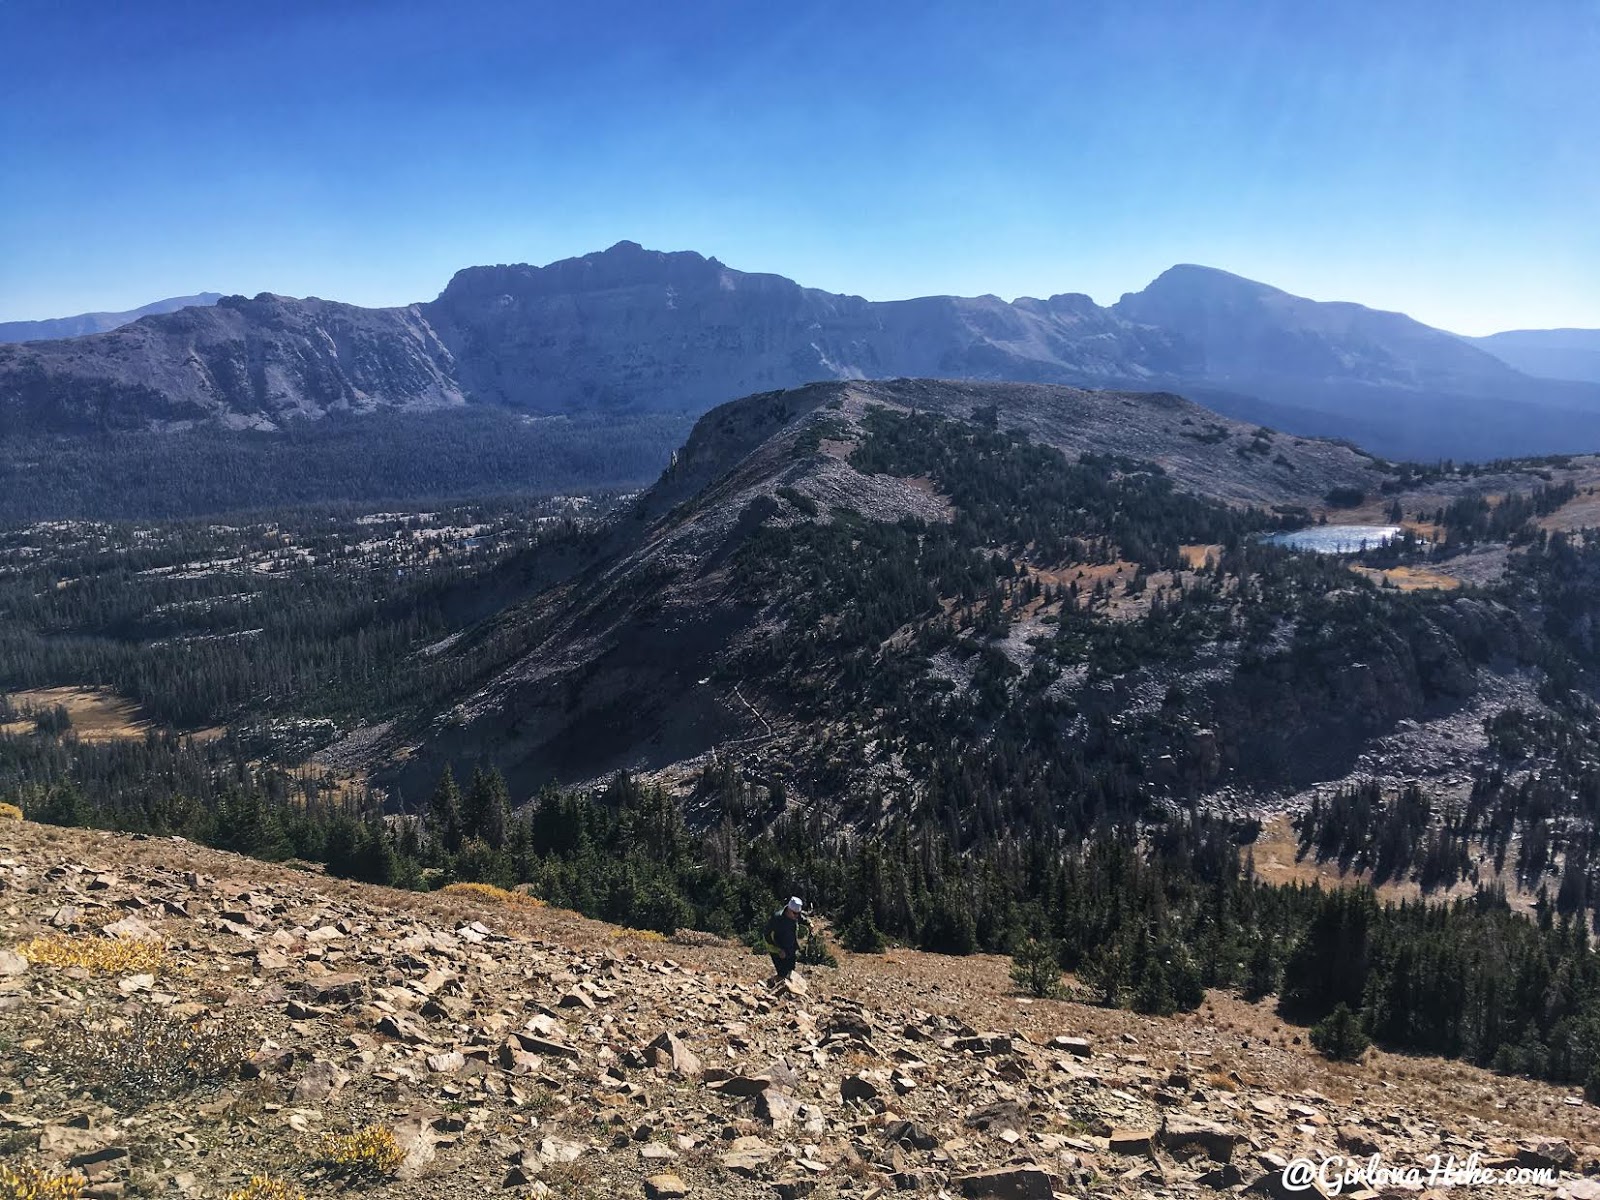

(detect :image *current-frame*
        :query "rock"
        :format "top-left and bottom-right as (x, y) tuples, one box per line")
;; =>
(299, 974), (365, 1005)
(644, 1175), (689, 1199)
(1198, 1162), (1247, 1189)
(290, 1059), (349, 1102)
(954, 1165), (1060, 1199)
(1522, 1139), (1577, 1171)
(67, 1145), (129, 1181)
(719, 1136), (775, 1177)
(647, 1032), (702, 1078)
(1335, 1124), (1379, 1155)
(100, 915), (156, 940)
(840, 1073), (880, 1103)
(712, 1074), (774, 1098)
(426, 1050), (466, 1073)
(242, 1047), (295, 1078)
(884, 1120), (938, 1151)
(1109, 1129), (1155, 1156)
(965, 1100), (1025, 1133)
(1052, 1035), (1092, 1058)
(513, 1032), (581, 1060)
(39, 1124), (108, 1158)
(391, 1111), (438, 1179)
(0, 950), (26, 976)
(1160, 1115), (1242, 1161)
(954, 1033), (1014, 1056)
(539, 1137), (586, 1164)
(755, 1088), (802, 1128)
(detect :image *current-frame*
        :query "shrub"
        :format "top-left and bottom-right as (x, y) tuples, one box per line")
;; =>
(319, 1126), (404, 1177)
(798, 927), (838, 968)
(0, 1164), (87, 1199)
(18, 934), (168, 975)
(1324, 486), (1366, 509)
(439, 881), (545, 910)
(31, 1005), (245, 1107)
(1310, 1002), (1371, 1062)
(225, 1179), (305, 1200)
(1009, 936), (1065, 999)
(0, 802), (22, 822)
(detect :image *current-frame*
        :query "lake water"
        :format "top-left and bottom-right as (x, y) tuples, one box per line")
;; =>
(1263, 525), (1403, 554)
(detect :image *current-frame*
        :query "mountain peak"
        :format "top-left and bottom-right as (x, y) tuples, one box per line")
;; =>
(1120, 264), (1286, 309)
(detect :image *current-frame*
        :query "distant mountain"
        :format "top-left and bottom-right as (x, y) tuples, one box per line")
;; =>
(1468, 328), (1600, 384)
(0, 293), (463, 433)
(0, 292), (222, 343)
(3, 244), (1598, 461)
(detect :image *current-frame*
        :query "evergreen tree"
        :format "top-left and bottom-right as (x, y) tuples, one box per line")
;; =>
(428, 767), (464, 856)
(465, 766), (511, 851)
(1010, 936), (1065, 998)
(1310, 1002), (1371, 1062)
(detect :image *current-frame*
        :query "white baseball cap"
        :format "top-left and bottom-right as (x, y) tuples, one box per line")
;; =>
(785, 896), (804, 913)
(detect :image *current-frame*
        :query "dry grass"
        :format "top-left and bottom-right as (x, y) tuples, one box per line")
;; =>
(0, 1165), (86, 1200)
(1, 687), (151, 742)
(1349, 564), (1461, 592)
(318, 1126), (404, 1177)
(18, 933), (169, 975)
(1180, 543), (1222, 569)
(439, 881), (546, 910)
(224, 1179), (304, 1200)
(28, 1005), (245, 1108)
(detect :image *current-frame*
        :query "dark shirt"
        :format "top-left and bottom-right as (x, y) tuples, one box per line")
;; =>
(766, 909), (800, 956)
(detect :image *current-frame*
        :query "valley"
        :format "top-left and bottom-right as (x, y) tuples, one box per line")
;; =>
(7, 379), (1600, 1120)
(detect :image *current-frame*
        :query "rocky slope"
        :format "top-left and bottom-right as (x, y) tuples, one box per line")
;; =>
(5, 242), (1599, 459)
(2, 819), (1595, 1200)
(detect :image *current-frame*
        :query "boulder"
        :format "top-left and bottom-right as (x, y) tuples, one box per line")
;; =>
(954, 1165), (1060, 1199)
(1160, 1114), (1243, 1161)
(647, 1032), (702, 1078)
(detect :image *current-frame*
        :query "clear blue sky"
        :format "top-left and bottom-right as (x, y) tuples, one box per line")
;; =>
(2, 0), (1595, 334)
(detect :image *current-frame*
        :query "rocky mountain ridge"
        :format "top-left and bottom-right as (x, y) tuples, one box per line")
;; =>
(2, 819), (1595, 1200)
(5, 243), (1599, 459)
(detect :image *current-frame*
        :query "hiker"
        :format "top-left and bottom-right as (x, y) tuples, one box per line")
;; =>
(763, 895), (806, 986)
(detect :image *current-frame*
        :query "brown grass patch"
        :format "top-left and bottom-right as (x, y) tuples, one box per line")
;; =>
(3, 687), (151, 742)
(1349, 564), (1460, 592)
(1180, 544), (1222, 569)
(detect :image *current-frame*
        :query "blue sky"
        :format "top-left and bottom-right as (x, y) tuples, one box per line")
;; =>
(1, 0), (1595, 334)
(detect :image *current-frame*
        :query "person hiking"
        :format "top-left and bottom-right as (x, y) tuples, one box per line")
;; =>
(763, 896), (806, 986)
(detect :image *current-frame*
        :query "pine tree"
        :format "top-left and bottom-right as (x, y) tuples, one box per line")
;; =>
(428, 767), (464, 855)
(466, 766), (511, 851)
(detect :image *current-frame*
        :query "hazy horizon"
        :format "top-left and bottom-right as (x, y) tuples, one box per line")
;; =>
(2, 0), (1595, 335)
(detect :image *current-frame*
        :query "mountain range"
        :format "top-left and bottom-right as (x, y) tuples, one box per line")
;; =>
(0, 292), (221, 344)
(1466, 328), (1600, 384)
(3, 243), (1598, 463)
